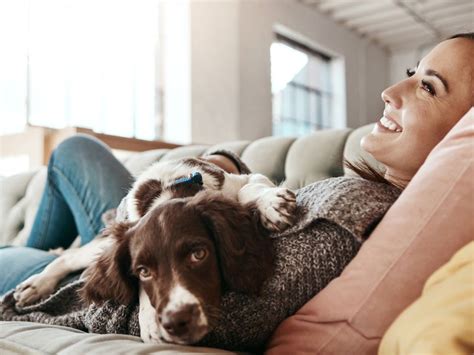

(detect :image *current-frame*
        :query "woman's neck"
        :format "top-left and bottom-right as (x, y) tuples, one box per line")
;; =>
(384, 169), (411, 189)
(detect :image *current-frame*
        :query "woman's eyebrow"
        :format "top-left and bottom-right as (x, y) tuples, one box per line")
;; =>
(415, 60), (449, 93)
(425, 69), (449, 93)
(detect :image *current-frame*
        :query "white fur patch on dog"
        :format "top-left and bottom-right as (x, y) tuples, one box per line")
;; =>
(139, 287), (162, 343)
(164, 283), (208, 328)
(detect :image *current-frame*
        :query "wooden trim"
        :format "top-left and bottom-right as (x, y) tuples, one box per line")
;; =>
(40, 126), (181, 164)
(0, 125), (182, 168)
(274, 32), (332, 61)
(74, 127), (181, 152)
(0, 126), (46, 170)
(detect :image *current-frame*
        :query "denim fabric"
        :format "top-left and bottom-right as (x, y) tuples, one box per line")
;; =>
(0, 134), (133, 295)
(0, 246), (56, 295)
(27, 134), (133, 249)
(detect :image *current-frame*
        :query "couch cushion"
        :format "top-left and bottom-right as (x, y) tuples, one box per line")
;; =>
(0, 170), (37, 245)
(122, 149), (171, 177)
(241, 136), (296, 184)
(0, 321), (238, 355)
(160, 145), (209, 162)
(0, 169), (46, 247)
(204, 140), (250, 157)
(284, 129), (352, 189)
(266, 108), (474, 354)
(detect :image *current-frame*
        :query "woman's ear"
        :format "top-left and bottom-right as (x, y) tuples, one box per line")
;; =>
(81, 221), (138, 305)
(190, 191), (274, 295)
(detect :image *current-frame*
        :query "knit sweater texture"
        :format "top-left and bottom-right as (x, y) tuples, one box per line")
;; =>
(0, 176), (400, 352)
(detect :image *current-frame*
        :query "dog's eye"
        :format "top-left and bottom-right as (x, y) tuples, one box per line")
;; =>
(190, 248), (207, 263)
(137, 266), (152, 279)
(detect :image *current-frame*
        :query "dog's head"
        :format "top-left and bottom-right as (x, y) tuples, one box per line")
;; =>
(81, 191), (274, 344)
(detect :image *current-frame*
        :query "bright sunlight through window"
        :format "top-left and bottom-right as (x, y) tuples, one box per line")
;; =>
(271, 38), (332, 137)
(0, 0), (159, 139)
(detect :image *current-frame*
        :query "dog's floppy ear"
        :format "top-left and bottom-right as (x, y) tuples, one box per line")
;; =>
(132, 179), (163, 217)
(190, 191), (274, 295)
(81, 222), (138, 305)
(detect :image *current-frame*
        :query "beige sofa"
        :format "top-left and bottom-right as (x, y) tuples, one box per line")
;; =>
(0, 124), (377, 354)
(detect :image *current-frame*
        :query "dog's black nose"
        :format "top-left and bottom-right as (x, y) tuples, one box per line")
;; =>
(161, 304), (199, 336)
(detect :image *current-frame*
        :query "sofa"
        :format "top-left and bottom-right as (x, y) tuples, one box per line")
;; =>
(0, 110), (472, 354)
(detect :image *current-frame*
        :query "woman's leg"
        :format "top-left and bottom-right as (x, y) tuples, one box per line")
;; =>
(0, 247), (56, 295)
(27, 134), (134, 250)
(0, 246), (83, 295)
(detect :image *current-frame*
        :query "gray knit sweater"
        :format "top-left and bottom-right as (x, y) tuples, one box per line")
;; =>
(0, 176), (400, 353)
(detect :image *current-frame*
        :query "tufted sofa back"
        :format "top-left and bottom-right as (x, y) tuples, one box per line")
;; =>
(0, 124), (382, 246)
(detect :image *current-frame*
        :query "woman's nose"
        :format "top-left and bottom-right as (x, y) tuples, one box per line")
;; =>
(381, 82), (403, 110)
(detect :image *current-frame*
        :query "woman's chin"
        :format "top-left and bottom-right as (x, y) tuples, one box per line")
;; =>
(360, 132), (377, 154)
(360, 133), (391, 165)
(361, 123), (403, 155)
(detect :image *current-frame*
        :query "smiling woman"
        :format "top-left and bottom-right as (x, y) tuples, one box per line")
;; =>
(352, 33), (474, 188)
(0, 31), (473, 354)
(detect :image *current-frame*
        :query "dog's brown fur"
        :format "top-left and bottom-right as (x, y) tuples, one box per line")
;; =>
(82, 191), (274, 335)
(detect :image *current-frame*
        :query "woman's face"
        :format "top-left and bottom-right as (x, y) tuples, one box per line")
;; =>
(361, 38), (473, 185)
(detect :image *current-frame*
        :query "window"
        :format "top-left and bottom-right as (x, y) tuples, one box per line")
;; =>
(0, 0), (160, 140)
(271, 35), (333, 137)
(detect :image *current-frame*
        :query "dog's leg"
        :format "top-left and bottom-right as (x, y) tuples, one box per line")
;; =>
(238, 174), (296, 232)
(14, 237), (112, 306)
(209, 172), (296, 232)
(220, 173), (251, 199)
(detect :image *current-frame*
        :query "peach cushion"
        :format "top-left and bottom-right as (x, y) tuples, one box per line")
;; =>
(266, 108), (474, 355)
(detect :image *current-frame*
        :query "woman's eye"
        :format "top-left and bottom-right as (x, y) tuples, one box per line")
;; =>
(406, 67), (415, 77)
(137, 266), (152, 279)
(190, 248), (207, 263)
(421, 80), (436, 96)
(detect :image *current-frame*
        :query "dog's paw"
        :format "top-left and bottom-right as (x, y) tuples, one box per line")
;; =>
(257, 187), (297, 232)
(13, 274), (57, 307)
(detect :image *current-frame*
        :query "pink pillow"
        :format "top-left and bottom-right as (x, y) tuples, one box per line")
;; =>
(266, 108), (474, 354)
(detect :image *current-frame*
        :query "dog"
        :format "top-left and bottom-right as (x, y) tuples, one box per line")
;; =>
(13, 153), (296, 344)
(83, 191), (274, 344)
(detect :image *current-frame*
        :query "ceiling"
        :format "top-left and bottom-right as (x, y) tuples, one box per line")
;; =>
(299, 0), (474, 52)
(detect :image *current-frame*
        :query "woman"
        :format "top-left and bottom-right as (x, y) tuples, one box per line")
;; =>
(360, 33), (473, 187)
(0, 33), (472, 347)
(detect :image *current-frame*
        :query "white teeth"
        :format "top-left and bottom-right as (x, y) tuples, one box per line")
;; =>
(380, 116), (402, 132)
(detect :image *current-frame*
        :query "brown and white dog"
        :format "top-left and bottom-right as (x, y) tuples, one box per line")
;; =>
(13, 154), (296, 344)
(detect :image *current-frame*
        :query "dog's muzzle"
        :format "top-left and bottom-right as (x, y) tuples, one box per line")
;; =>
(159, 304), (208, 344)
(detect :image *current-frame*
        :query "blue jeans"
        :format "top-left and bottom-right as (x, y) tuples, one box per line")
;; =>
(0, 135), (133, 295)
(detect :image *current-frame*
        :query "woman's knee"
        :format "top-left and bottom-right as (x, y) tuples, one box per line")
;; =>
(47, 135), (118, 180)
(51, 134), (110, 166)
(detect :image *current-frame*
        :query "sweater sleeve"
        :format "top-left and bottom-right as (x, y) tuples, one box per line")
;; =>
(280, 176), (401, 243)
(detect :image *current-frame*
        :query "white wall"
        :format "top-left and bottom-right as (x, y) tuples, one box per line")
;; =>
(389, 44), (435, 86)
(161, 0), (192, 144)
(190, 1), (240, 144)
(237, 0), (389, 140)
(163, 0), (391, 144)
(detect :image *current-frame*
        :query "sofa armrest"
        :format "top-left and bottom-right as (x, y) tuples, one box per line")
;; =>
(0, 168), (46, 246)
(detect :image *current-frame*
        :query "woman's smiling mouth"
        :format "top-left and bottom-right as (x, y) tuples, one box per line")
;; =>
(377, 115), (402, 133)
